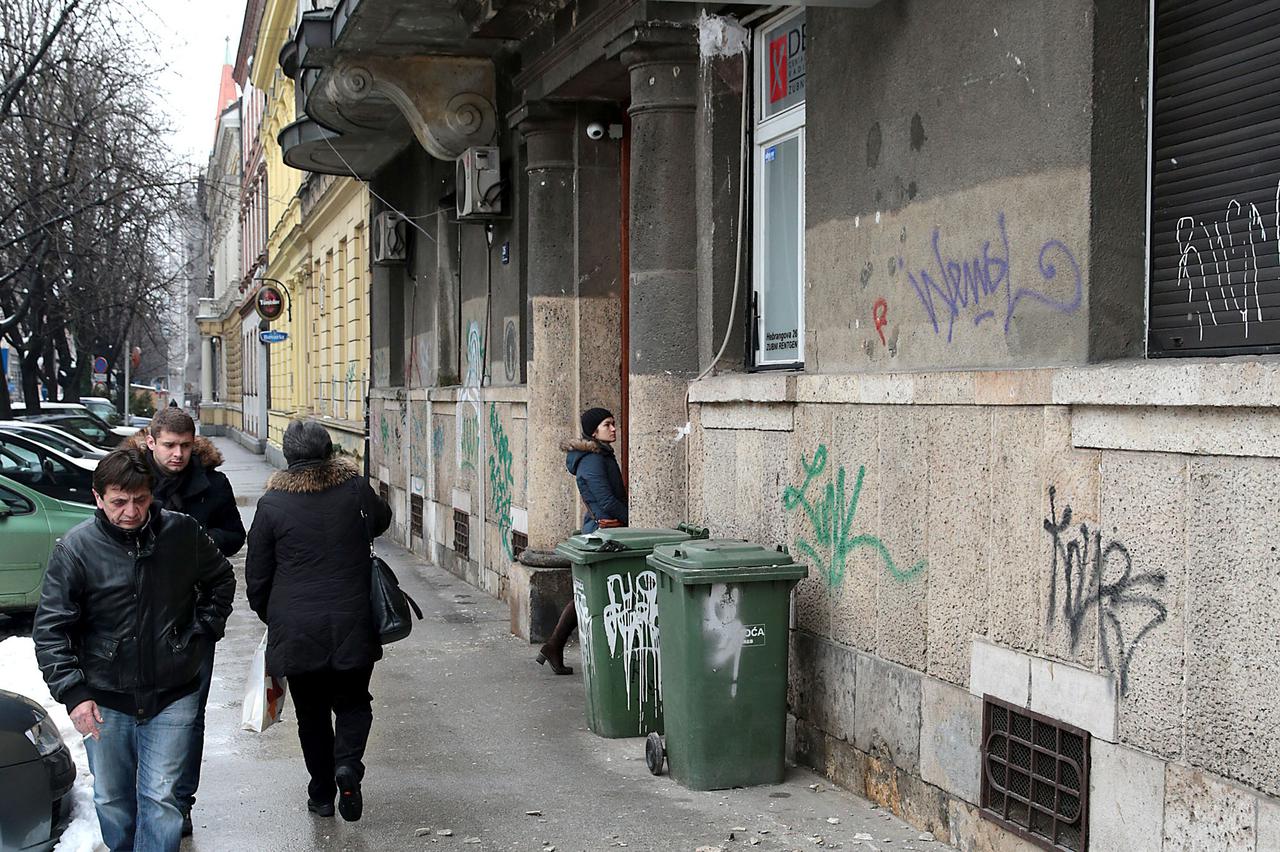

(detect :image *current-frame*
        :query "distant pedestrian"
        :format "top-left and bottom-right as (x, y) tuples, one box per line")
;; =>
(34, 448), (235, 852)
(538, 407), (628, 675)
(245, 419), (392, 822)
(126, 406), (245, 836)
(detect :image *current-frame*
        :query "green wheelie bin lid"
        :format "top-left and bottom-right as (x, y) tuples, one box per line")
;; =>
(648, 539), (808, 584)
(555, 524), (709, 565)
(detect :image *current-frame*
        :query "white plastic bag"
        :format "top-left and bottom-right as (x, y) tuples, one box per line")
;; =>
(241, 629), (287, 732)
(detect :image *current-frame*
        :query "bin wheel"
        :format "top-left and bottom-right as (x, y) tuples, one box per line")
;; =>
(645, 732), (666, 776)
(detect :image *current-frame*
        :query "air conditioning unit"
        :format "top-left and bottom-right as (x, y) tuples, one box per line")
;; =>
(372, 210), (407, 265)
(455, 146), (502, 218)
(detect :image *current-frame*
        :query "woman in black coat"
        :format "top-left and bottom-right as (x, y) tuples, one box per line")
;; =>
(536, 407), (627, 675)
(246, 419), (391, 823)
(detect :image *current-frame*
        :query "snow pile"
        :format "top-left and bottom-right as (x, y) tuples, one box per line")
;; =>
(0, 637), (103, 852)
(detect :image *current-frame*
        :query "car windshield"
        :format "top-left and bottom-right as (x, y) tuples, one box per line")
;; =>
(2, 427), (88, 456)
(46, 416), (109, 445)
(84, 401), (122, 425)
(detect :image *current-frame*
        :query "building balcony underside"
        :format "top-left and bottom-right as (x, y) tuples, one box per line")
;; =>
(278, 117), (410, 179)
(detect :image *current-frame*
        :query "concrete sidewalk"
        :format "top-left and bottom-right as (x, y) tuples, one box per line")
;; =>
(190, 437), (953, 852)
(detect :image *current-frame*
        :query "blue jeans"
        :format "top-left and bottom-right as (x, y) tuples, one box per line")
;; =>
(174, 644), (216, 814)
(84, 689), (200, 852)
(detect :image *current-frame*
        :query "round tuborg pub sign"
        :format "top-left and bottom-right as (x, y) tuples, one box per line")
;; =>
(255, 285), (284, 321)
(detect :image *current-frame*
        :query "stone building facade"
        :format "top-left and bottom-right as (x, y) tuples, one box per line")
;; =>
(273, 0), (1280, 848)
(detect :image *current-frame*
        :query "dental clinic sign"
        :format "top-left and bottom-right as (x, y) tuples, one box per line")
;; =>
(764, 12), (806, 119)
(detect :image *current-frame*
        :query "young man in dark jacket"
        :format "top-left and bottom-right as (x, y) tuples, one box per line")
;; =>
(128, 406), (245, 835)
(34, 448), (235, 852)
(130, 407), (246, 558)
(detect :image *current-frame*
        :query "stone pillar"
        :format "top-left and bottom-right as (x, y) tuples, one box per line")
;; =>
(518, 107), (581, 551)
(200, 337), (214, 402)
(618, 31), (699, 527)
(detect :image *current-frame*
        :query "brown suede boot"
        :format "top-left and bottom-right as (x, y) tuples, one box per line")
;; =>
(536, 601), (578, 675)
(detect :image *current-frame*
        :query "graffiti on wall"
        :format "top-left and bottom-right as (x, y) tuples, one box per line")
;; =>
(1043, 486), (1167, 694)
(457, 321), (483, 473)
(488, 403), (514, 560)
(431, 425), (445, 460)
(1174, 180), (1279, 342)
(503, 317), (518, 384)
(872, 298), (889, 345)
(783, 445), (926, 587)
(409, 401), (431, 489)
(602, 570), (661, 715)
(905, 212), (1082, 343)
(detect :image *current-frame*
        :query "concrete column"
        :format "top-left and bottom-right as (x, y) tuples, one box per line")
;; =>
(200, 337), (214, 402)
(518, 107), (580, 551)
(619, 33), (699, 527)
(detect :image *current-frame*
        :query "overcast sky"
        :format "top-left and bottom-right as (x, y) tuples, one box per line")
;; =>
(150, 0), (246, 168)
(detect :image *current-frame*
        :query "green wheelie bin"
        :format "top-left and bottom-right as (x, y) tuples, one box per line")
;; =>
(554, 525), (708, 738)
(645, 539), (807, 790)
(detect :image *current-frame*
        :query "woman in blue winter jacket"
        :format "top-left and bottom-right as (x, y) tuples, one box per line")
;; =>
(536, 407), (627, 674)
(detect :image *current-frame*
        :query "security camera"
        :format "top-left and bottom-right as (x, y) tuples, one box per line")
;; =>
(586, 121), (606, 140)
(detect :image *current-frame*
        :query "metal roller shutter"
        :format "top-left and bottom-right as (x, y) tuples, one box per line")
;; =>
(1149, 0), (1280, 357)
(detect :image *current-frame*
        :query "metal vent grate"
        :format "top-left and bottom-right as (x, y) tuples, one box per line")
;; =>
(981, 695), (1089, 851)
(410, 495), (423, 538)
(511, 530), (528, 560)
(453, 509), (470, 560)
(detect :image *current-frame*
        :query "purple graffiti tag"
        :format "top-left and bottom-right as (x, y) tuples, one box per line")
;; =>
(906, 213), (1082, 342)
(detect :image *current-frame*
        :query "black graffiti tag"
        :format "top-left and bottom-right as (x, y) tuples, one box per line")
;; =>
(1043, 487), (1168, 694)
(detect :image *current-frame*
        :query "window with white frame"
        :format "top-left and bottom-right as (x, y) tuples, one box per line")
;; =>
(752, 9), (806, 368)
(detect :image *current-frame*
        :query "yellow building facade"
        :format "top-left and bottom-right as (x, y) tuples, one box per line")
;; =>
(252, 0), (372, 463)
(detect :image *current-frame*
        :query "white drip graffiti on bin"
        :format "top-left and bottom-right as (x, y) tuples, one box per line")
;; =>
(573, 577), (595, 685)
(601, 570), (661, 718)
(702, 583), (748, 698)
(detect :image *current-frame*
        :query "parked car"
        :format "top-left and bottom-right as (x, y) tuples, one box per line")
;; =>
(12, 402), (137, 441)
(0, 475), (94, 613)
(0, 689), (76, 851)
(0, 421), (107, 461)
(19, 414), (118, 451)
(79, 395), (123, 427)
(0, 432), (95, 505)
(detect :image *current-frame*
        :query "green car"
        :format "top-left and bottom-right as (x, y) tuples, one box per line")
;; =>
(0, 474), (94, 614)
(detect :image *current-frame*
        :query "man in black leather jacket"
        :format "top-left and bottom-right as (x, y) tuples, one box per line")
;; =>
(34, 447), (235, 852)
(127, 406), (244, 835)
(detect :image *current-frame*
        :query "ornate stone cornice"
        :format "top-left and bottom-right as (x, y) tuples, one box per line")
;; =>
(328, 55), (497, 161)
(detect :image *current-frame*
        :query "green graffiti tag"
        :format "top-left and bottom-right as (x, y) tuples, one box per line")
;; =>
(782, 445), (926, 586)
(459, 412), (479, 472)
(488, 404), (514, 559)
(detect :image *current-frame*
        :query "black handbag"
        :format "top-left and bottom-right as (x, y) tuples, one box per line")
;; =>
(361, 507), (423, 645)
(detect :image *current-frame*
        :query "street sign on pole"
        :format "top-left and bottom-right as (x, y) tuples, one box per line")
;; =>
(259, 330), (289, 344)
(92, 355), (108, 374)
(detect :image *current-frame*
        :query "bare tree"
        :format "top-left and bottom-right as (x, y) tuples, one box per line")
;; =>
(0, 0), (194, 417)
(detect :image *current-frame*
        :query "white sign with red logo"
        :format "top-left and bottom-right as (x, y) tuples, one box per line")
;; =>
(764, 12), (806, 120)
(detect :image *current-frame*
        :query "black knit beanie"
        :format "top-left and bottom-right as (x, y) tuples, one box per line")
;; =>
(580, 407), (613, 439)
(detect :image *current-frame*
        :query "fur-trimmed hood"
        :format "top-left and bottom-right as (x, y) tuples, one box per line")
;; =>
(124, 431), (225, 469)
(563, 437), (617, 477)
(265, 456), (360, 494)
(559, 437), (607, 454)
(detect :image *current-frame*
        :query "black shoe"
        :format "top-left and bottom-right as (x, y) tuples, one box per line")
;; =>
(335, 766), (362, 822)
(307, 798), (335, 817)
(181, 812), (193, 837)
(535, 647), (573, 675)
